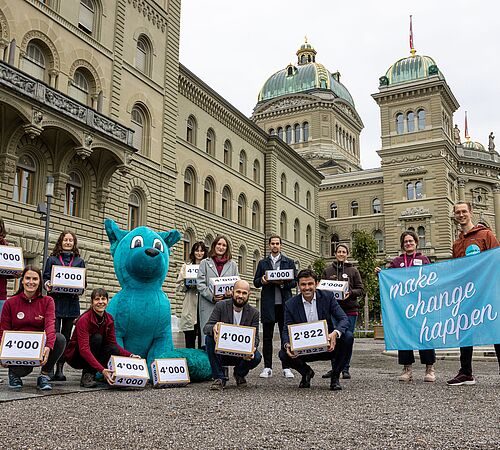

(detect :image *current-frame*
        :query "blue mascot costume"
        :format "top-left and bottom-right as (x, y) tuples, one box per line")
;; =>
(104, 219), (211, 382)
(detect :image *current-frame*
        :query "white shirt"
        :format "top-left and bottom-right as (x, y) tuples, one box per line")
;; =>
(302, 295), (319, 323)
(233, 309), (242, 325)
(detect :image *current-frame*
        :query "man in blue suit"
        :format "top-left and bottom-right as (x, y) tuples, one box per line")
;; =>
(279, 269), (354, 391)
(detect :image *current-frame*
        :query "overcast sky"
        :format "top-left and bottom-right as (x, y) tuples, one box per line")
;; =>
(179, 1), (498, 169)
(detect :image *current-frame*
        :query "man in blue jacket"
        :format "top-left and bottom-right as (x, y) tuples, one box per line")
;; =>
(279, 269), (354, 391)
(254, 235), (296, 379)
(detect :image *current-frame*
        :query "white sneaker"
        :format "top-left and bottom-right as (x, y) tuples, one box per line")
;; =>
(259, 368), (273, 378)
(283, 368), (294, 379)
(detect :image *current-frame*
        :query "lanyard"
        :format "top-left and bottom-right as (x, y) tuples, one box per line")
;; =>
(403, 253), (415, 267)
(59, 255), (74, 267)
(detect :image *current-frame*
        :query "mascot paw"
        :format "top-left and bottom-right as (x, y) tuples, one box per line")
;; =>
(159, 348), (212, 382)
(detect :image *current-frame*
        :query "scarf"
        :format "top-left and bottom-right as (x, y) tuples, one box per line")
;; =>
(213, 256), (228, 276)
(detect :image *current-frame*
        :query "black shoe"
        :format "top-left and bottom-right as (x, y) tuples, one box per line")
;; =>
(322, 369), (333, 379)
(342, 370), (351, 379)
(330, 376), (342, 391)
(299, 368), (315, 388)
(234, 374), (247, 388)
(210, 379), (226, 391)
(80, 372), (98, 388)
(223, 366), (229, 381)
(51, 363), (67, 382)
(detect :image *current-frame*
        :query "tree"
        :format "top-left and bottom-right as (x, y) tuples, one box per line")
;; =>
(312, 257), (327, 278)
(351, 230), (381, 322)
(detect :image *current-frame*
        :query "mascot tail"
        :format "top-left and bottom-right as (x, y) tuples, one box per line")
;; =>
(159, 348), (212, 382)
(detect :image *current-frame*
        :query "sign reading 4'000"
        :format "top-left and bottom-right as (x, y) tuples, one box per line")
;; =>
(0, 245), (24, 276)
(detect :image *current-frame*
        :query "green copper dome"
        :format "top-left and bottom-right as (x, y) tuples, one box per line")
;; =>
(462, 140), (485, 151)
(380, 53), (444, 87)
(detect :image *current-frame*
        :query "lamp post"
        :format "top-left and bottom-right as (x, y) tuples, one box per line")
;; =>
(42, 176), (54, 273)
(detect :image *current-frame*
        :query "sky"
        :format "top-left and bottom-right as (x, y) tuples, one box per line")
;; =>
(179, 1), (499, 169)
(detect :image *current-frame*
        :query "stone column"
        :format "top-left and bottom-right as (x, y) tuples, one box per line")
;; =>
(493, 184), (500, 236)
(457, 178), (466, 201)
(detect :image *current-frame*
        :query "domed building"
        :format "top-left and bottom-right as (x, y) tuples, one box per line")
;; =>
(252, 40), (364, 175)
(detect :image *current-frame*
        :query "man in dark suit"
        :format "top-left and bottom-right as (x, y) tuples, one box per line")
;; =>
(279, 269), (354, 391)
(204, 280), (262, 390)
(253, 235), (297, 379)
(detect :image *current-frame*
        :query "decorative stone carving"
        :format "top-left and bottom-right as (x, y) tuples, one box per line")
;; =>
(0, 153), (17, 182)
(45, 89), (87, 122)
(0, 63), (37, 96)
(399, 166), (427, 176)
(93, 114), (128, 142)
(400, 207), (431, 218)
(96, 187), (110, 208)
(32, 109), (43, 124)
(127, 0), (167, 33)
(265, 98), (311, 112)
(22, 123), (43, 140)
(493, 183), (500, 194)
(117, 163), (131, 176)
(457, 178), (467, 188)
(20, 30), (60, 70)
(75, 147), (93, 160)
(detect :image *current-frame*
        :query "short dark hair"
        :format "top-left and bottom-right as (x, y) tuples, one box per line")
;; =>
(399, 230), (419, 250)
(336, 243), (349, 254)
(208, 235), (232, 260)
(91, 288), (108, 300)
(297, 268), (318, 282)
(453, 201), (472, 213)
(189, 241), (208, 264)
(16, 265), (43, 297)
(268, 234), (282, 244)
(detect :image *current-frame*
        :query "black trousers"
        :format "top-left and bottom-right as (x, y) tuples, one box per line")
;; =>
(398, 349), (436, 366)
(10, 333), (66, 377)
(184, 323), (201, 349)
(262, 304), (288, 369)
(278, 330), (354, 377)
(55, 317), (75, 363)
(459, 344), (500, 376)
(82, 334), (121, 374)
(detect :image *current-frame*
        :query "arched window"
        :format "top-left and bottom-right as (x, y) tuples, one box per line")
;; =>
(136, 35), (152, 76)
(206, 128), (215, 156)
(238, 246), (247, 274)
(79, 0), (98, 36)
(373, 230), (384, 253)
(223, 140), (232, 165)
(251, 201), (260, 231)
(350, 200), (359, 217)
(237, 194), (247, 225)
(252, 250), (261, 274)
(302, 122), (309, 141)
(13, 155), (36, 204)
(187, 115), (197, 145)
(183, 229), (195, 262)
(306, 191), (312, 211)
(396, 113), (404, 135)
(280, 173), (287, 195)
(280, 211), (287, 239)
(203, 177), (215, 212)
(252, 159), (260, 184)
(239, 150), (247, 175)
(131, 104), (150, 156)
(294, 182), (300, 203)
(372, 198), (381, 214)
(221, 185), (231, 219)
(294, 124), (301, 143)
(306, 225), (312, 250)
(417, 226), (426, 248)
(65, 171), (82, 217)
(69, 68), (96, 106)
(128, 192), (141, 229)
(22, 42), (46, 81)
(204, 234), (214, 248)
(407, 111), (415, 133)
(269, 128), (275, 135)
(330, 202), (338, 219)
(293, 219), (300, 245)
(415, 181), (423, 199)
(277, 127), (283, 140)
(406, 182), (415, 200)
(285, 125), (292, 144)
(330, 234), (339, 256)
(417, 109), (426, 130)
(183, 167), (196, 204)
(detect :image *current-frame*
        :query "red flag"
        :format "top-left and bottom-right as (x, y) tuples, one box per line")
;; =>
(464, 111), (469, 140)
(409, 15), (414, 51)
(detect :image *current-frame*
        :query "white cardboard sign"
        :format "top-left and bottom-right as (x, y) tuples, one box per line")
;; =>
(289, 320), (329, 355)
(107, 355), (149, 388)
(185, 264), (199, 286)
(317, 279), (349, 300)
(210, 276), (240, 296)
(0, 331), (46, 366)
(215, 323), (256, 357)
(51, 266), (86, 295)
(0, 246), (24, 276)
(151, 358), (190, 386)
(265, 269), (294, 281)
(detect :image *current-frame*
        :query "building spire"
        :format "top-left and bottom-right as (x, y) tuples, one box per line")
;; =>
(409, 15), (416, 57)
(465, 111), (470, 141)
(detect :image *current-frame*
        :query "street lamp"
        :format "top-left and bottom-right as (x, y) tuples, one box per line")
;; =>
(42, 176), (54, 273)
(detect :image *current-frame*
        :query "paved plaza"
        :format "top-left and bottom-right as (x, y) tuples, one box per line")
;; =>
(0, 338), (498, 450)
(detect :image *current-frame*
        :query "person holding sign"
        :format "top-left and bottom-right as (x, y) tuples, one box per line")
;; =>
(322, 243), (363, 380)
(447, 202), (500, 386)
(253, 234), (297, 379)
(197, 235), (239, 346)
(0, 266), (65, 390)
(43, 230), (86, 381)
(204, 280), (261, 390)
(279, 269), (353, 391)
(375, 230), (436, 382)
(176, 241), (208, 348)
(65, 288), (139, 388)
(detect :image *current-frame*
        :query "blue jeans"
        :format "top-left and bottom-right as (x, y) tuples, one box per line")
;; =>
(343, 315), (357, 371)
(205, 335), (262, 380)
(0, 300), (5, 314)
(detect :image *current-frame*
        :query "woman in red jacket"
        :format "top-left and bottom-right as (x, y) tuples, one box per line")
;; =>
(0, 266), (66, 390)
(65, 288), (138, 388)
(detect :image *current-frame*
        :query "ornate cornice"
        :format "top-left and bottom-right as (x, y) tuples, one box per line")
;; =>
(399, 166), (427, 176)
(399, 207), (431, 219)
(320, 177), (383, 190)
(127, 0), (168, 33)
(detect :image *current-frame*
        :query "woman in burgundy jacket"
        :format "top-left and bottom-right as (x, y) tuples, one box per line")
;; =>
(65, 288), (138, 388)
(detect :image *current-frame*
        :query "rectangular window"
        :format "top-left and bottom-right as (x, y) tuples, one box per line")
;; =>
(79, 3), (93, 33)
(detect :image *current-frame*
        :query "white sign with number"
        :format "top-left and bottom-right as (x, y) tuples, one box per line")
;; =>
(151, 358), (190, 386)
(51, 266), (86, 295)
(317, 279), (349, 300)
(289, 320), (329, 355)
(0, 245), (24, 276)
(210, 276), (240, 296)
(265, 269), (294, 281)
(215, 323), (256, 357)
(0, 331), (46, 366)
(185, 264), (199, 286)
(107, 355), (149, 388)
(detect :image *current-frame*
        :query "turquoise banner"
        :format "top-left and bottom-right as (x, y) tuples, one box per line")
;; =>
(379, 247), (500, 350)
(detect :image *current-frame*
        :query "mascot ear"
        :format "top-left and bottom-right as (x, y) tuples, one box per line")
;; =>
(104, 218), (128, 256)
(158, 230), (182, 249)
